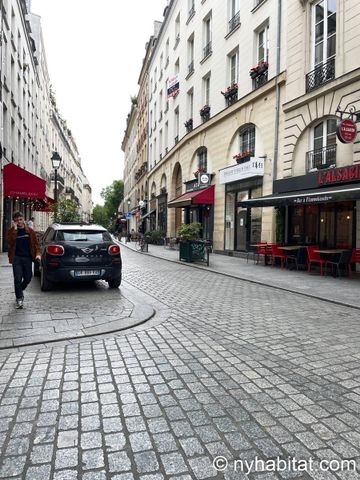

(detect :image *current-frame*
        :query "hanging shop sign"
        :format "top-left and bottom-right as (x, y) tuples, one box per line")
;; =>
(167, 74), (179, 98)
(198, 172), (211, 187)
(219, 158), (264, 184)
(337, 118), (357, 144)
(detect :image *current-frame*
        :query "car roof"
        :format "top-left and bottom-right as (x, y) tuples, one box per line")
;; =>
(51, 223), (107, 232)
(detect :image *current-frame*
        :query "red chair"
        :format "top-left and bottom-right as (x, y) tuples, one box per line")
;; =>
(270, 244), (287, 269)
(254, 242), (268, 265)
(351, 248), (360, 265)
(306, 246), (326, 275)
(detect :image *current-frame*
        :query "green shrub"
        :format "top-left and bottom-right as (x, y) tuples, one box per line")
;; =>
(176, 222), (202, 240)
(144, 229), (165, 245)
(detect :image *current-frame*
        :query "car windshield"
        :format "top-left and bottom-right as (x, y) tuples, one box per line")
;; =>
(56, 230), (111, 242)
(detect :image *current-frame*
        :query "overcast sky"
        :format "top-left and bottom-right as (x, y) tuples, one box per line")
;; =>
(31, 0), (166, 205)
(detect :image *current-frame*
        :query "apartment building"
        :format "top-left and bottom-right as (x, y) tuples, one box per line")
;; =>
(122, 102), (138, 233)
(243, 0), (360, 251)
(0, 0), (92, 250)
(145, 0), (286, 251)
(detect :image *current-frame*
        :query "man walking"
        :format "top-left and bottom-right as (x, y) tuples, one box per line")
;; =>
(6, 211), (41, 309)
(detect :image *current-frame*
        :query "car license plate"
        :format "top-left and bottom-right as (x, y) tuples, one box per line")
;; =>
(74, 270), (100, 277)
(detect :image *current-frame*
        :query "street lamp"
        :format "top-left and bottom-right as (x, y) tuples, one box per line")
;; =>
(127, 199), (131, 237)
(51, 151), (62, 221)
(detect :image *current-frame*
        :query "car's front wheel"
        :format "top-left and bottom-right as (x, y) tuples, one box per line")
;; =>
(40, 267), (53, 291)
(108, 277), (121, 289)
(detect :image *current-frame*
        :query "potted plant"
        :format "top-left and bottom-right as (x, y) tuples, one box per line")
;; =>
(221, 83), (238, 99)
(233, 150), (253, 164)
(184, 118), (193, 132)
(193, 166), (206, 178)
(178, 222), (209, 263)
(200, 105), (211, 118)
(249, 61), (268, 79)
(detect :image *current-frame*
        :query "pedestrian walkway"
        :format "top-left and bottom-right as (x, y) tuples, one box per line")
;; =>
(0, 254), (154, 349)
(121, 240), (360, 309)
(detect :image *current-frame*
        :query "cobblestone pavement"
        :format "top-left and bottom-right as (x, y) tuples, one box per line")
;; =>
(0, 263), (154, 349)
(0, 248), (360, 479)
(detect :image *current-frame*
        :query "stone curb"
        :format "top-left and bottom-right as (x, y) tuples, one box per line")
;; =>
(122, 242), (360, 311)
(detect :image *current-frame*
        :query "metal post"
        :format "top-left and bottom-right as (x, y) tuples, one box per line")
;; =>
(54, 168), (58, 222)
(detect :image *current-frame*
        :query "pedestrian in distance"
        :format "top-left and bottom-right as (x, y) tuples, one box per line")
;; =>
(27, 216), (35, 229)
(6, 211), (41, 309)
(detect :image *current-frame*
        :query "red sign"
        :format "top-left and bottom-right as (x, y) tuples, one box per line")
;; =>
(337, 119), (357, 144)
(318, 164), (360, 186)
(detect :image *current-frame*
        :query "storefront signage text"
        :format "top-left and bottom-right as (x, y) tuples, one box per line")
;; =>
(219, 158), (264, 184)
(293, 195), (333, 205)
(318, 164), (360, 186)
(336, 119), (357, 144)
(167, 75), (179, 98)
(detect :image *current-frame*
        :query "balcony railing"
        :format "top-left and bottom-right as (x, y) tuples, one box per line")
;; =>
(306, 144), (337, 171)
(203, 41), (212, 60)
(253, 70), (268, 89)
(228, 11), (240, 33)
(188, 61), (194, 76)
(306, 58), (335, 93)
(187, 5), (195, 22)
(174, 135), (179, 145)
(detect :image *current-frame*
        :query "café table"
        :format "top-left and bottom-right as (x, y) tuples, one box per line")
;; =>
(314, 249), (351, 276)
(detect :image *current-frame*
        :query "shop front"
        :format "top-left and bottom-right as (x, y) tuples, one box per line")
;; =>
(168, 178), (214, 240)
(157, 192), (168, 235)
(240, 164), (360, 248)
(220, 158), (265, 251)
(2, 163), (51, 250)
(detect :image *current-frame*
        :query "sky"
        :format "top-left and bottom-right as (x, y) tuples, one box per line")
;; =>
(31, 0), (167, 205)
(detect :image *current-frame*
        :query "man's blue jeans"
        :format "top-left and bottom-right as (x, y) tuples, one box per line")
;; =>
(12, 256), (33, 300)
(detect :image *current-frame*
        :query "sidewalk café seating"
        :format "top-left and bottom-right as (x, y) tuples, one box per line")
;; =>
(270, 244), (287, 268)
(306, 246), (327, 275)
(325, 250), (353, 278)
(253, 242), (271, 265)
(284, 247), (308, 271)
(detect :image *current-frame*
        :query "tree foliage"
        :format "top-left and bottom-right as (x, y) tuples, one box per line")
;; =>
(92, 204), (109, 228)
(53, 196), (80, 223)
(100, 180), (124, 220)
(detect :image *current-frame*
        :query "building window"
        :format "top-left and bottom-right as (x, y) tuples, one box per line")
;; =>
(306, 0), (336, 92)
(174, 108), (179, 144)
(258, 26), (269, 63)
(165, 39), (170, 67)
(203, 14), (212, 59)
(229, 50), (238, 84)
(203, 75), (211, 105)
(197, 148), (207, 171)
(187, 89), (194, 119)
(228, 0), (240, 33)
(187, 35), (195, 77)
(307, 118), (337, 171)
(239, 125), (255, 154)
(175, 14), (180, 48)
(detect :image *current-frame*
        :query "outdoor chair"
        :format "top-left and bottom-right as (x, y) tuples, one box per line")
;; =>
(285, 247), (308, 271)
(254, 242), (269, 265)
(270, 244), (287, 269)
(325, 250), (353, 278)
(306, 246), (326, 275)
(351, 248), (360, 266)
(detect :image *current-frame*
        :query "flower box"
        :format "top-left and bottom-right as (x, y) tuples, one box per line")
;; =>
(249, 61), (268, 78)
(200, 105), (210, 116)
(221, 83), (238, 99)
(193, 166), (206, 178)
(233, 150), (253, 164)
(184, 118), (193, 132)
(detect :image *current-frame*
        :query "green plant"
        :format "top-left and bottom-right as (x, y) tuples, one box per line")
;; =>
(144, 229), (165, 245)
(176, 222), (202, 240)
(51, 196), (80, 223)
(275, 206), (285, 243)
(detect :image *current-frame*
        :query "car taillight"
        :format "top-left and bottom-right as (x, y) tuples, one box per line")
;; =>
(108, 244), (120, 255)
(47, 245), (64, 256)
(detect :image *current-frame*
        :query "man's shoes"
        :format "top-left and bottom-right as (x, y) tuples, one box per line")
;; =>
(15, 298), (24, 309)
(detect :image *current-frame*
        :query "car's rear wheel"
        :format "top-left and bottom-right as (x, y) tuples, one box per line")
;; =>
(108, 277), (121, 288)
(40, 267), (53, 291)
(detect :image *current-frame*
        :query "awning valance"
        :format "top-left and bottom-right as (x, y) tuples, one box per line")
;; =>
(168, 186), (215, 208)
(4, 163), (46, 199)
(33, 195), (55, 212)
(239, 183), (360, 208)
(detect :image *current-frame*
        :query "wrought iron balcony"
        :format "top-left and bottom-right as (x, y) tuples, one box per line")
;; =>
(306, 58), (335, 93)
(306, 144), (337, 171)
(253, 70), (268, 89)
(203, 41), (212, 60)
(174, 136), (179, 145)
(228, 11), (240, 33)
(187, 61), (194, 77)
(187, 5), (195, 22)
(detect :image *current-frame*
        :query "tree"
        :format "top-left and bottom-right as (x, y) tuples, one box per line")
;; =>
(92, 204), (109, 228)
(100, 180), (124, 220)
(52, 197), (80, 223)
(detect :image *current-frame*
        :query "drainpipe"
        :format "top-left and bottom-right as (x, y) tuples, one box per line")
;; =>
(272, 0), (282, 184)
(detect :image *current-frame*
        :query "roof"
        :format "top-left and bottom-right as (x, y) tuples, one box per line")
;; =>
(51, 223), (106, 231)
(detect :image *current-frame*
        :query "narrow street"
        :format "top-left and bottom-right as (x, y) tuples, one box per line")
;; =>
(0, 248), (360, 479)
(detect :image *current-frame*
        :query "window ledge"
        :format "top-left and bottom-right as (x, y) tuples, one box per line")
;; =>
(186, 69), (195, 80)
(251, 0), (268, 13)
(224, 22), (241, 40)
(200, 51), (212, 65)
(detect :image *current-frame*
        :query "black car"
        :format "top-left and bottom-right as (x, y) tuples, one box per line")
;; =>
(36, 223), (122, 291)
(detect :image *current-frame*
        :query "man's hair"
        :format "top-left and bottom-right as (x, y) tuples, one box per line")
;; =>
(31, 217), (35, 220)
(12, 211), (24, 220)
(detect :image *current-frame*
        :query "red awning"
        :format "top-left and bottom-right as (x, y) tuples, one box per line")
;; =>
(4, 163), (46, 199)
(168, 185), (215, 208)
(33, 195), (55, 212)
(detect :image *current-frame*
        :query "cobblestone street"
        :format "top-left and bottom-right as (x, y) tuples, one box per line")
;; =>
(0, 248), (360, 479)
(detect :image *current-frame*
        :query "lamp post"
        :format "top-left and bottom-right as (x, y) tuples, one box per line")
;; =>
(127, 199), (131, 237)
(51, 151), (62, 221)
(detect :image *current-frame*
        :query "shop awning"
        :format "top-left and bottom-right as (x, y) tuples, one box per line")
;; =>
(168, 186), (215, 208)
(140, 209), (156, 221)
(239, 183), (360, 208)
(33, 195), (55, 212)
(4, 163), (46, 199)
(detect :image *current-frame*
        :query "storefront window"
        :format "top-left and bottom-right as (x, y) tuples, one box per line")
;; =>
(289, 206), (304, 244)
(335, 202), (353, 248)
(239, 125), (255, 154)
(319, 204), (335, 247)
(304, 205), (318, 244)
(250, 187), (262, 244)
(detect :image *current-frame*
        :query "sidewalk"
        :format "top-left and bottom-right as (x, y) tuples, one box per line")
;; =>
(121, 240), (360, 309)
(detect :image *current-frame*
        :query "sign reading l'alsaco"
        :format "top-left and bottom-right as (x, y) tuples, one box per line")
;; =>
(318, 164), (360, 186)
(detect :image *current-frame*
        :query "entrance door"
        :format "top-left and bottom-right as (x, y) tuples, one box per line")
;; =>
(236, 208), (247, 251)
